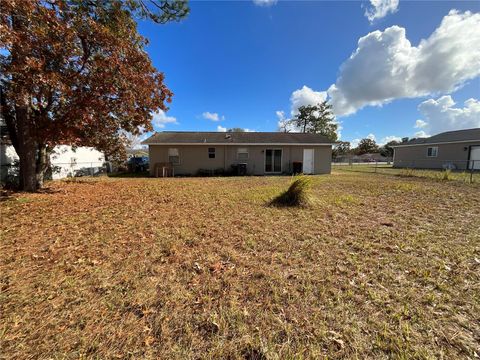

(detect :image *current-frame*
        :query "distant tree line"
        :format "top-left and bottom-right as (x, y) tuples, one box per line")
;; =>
(332, 138), (401, 158)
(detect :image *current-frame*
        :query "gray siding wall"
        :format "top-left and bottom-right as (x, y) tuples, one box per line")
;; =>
(393, 141), (480, 169)
(149, 145), (332, 176)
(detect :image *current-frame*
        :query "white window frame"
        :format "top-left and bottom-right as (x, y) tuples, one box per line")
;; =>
(264, 148), (283, 173)
(427, 146), (438, 157)
(237, 148), (249, 161)
(168, 148), (180, 164)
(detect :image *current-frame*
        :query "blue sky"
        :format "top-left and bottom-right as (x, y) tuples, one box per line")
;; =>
(138, 1), (480, 146)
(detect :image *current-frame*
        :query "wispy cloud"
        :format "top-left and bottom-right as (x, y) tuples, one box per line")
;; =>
(152, 110), (178, 129)
(202, 112), (225, 122)
(252, 0), (277, 7)
(364, 0), (399, 23)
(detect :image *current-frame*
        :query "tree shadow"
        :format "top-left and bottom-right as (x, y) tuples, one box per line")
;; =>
(107, 171), (150, 178)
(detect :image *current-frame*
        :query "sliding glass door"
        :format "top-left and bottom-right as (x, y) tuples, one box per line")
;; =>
(265, 149), (282, 173)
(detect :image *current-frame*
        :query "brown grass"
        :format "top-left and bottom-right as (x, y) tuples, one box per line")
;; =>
(1, 172), (479, 359)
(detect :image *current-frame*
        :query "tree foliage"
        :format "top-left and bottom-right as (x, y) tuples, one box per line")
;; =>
(0, 0), (188, 191)
(332, 141), (351, 158)
(291, 101), (338, 141)
(355, 138), (379, 155)
(227, 128), (245, 132)
(380, 140), (399, 157)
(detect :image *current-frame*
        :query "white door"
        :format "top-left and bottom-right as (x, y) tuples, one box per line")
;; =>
(303, 149), (314, 174)
(470, 146), (480, 170)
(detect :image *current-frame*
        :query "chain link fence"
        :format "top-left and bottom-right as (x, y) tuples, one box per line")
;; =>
(332, 159), (479, 183)
(1, 161), (110, 187)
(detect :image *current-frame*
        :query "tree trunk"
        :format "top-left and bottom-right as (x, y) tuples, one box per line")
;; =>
(15, 104), (38, 192)
(10, 9), (39, 192)
(36, 144), (50, 189)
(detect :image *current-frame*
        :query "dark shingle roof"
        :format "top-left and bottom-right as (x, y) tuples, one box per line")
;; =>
(142, 131), (335, 145)
(394, 128), (480, 146)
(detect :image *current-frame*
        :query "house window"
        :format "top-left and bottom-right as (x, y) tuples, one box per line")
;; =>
(168, 148), (180, 164)
(208, 147), (215, 159)
(237, 148), (249, 160)
(427, 146), (438, 157)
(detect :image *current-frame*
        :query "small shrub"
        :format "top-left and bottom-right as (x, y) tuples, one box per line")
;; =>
(442, 169), (451, 181)
(270, 175), (311, 207)
(400, 168), (415, 177)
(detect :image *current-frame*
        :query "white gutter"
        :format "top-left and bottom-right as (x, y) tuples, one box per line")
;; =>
(392, 139), (480, 148)
(144, 143), (334, 146)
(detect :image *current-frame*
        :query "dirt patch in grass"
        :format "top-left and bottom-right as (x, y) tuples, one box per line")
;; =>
(1, 173), (479, 359)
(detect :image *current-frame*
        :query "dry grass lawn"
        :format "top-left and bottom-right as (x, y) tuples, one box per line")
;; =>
(1, 172), (479, 359)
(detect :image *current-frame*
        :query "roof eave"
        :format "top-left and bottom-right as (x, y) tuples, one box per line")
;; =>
(143, 142), (334, 146)
(392, 139), (480, 147)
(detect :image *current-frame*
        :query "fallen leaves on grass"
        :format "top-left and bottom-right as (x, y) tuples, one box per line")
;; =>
(1, 174), (479, 359)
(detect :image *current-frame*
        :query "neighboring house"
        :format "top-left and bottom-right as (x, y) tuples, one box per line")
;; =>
(126, 148), (148, 159)
(334, 153), (390, 163)
(0, 144), (105, 181)
(49, 145), (105, 179)
(354, 153), (390, 162)
(392, 128), (480, 170)
(142, 131), (335, 176)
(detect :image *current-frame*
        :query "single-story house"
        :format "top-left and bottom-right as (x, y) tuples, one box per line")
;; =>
(392, 128), (480, 170)
(142, 131), (335, 176)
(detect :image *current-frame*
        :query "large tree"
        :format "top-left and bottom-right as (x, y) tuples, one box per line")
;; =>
(355, 138), (379, 155)
(380, 140), (400, 157)
(332, 141), (351, 158)
(0, 0), (188, 191)
(291, 101), (338, 141)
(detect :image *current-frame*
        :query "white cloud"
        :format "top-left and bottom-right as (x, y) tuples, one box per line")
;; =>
(350, 138), (361, 148)
(365, 0), (399, 22)
(277, 86), (341, 135)
(152, 110), (177, 129)
(328, 10), (480, 116)
(202, 112), (224, 122)
(414, 131), (429, 138)
(253, 0), (277, 7)
(276, 110), (286, 121)
(415, 119), (427, 128)
(217, 125), (227, 132)
(379, 135), (402, 145)
(367, 133), (376, 141)
(415, 95), (480, 136)
(290, 85), (327, 115)
(276, 110), (295, 132)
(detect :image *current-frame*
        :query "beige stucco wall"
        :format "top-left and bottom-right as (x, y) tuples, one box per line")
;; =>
(149, 144), (332, 176)
(393, 141), (480, 169)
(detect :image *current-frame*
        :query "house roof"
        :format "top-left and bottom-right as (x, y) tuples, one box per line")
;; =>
(142, 131), (335, 145)
(392, 128), (480, 147)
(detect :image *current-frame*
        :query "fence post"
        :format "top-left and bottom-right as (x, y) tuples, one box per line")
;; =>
(471, 160), (474, 184)
(375, 160), (377, 173)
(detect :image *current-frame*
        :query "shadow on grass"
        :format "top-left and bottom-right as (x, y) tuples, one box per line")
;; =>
(107, 171), (150, 178)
